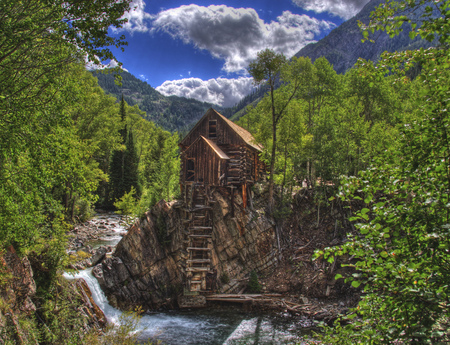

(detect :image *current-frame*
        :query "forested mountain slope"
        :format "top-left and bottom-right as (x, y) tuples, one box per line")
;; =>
(294, 0), (434, 74)
(225, 0), (434, 120)
(93, 70), (219, 133)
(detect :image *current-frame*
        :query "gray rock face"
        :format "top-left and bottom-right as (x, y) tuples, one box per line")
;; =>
(0, 246), (106, 343)
(1, 246), (37, 315)
(95, 188), (278, 310)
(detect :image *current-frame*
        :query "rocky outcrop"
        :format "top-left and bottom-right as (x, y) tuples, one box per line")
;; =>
(0, 246), (106, 344)
(0, 246), (38, 345)
(67, 213), (128, 251)
(93, 186), (278, 310)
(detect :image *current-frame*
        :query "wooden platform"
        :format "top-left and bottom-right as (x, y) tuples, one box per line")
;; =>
(205, 293), (283, 304)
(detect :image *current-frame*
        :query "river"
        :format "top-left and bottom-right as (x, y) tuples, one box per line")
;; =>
(65, 213), (313, 344)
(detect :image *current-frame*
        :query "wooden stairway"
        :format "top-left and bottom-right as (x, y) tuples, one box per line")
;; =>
(184, 183), (214, 292)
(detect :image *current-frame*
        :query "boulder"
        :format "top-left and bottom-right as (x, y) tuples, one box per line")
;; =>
(95, 188), (278, 310)
(90, 246), (107, 266)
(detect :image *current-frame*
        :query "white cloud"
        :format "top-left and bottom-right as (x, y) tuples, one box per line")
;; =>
(292, 0), (370, 20)
(85, 57), (128, 72)
(156, 77), (254, 108)
(115, 0), (153, 33)
(139, 74), (148, 82)
(151, 5), (335, 73)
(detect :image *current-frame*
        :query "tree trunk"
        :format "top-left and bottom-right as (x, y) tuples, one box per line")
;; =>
(268, 81), (277, 212)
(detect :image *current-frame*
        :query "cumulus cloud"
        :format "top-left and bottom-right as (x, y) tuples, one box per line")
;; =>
(156, 77), (254, 108)
(85, 57), (128, 72)
(292, 0), (370, 20)
(151, 5), (335, 73)
(115, 0), (153, 33)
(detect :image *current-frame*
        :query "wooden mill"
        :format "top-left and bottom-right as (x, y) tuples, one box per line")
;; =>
(179, 108), (264, 292)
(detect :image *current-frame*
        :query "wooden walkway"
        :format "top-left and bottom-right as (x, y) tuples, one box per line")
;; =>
(205, 293), (283, 304)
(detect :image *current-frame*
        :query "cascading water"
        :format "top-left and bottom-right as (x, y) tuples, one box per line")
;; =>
(65, 214), (311, 344)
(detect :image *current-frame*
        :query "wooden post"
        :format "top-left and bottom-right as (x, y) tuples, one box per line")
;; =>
(247, 185), (254, 210)
(231, 187), (235, 217)
(242, 183), (247, 209)
(254, 153), (257, 181)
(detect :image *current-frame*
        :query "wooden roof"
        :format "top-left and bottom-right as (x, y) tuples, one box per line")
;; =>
(213, 109), (263, 152)
(200, 136), (230, 159)
(180, 108), (262, 152)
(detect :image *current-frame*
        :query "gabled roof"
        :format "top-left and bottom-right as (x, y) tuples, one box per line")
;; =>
(213, 109), (263, 152)
(180, 108), (262, 152)
(200, 136), (229, 159)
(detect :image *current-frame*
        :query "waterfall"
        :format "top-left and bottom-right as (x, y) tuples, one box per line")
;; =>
(64, 213), (307, 344)
(64, 268), (122, 325)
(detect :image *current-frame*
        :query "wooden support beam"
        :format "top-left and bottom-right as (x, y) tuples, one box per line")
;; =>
(188, 226), (212, 230)
(187, 259), (211, 264)
(186, 267), (212, 272)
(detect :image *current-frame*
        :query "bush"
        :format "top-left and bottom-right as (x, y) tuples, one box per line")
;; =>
(247, 270), (262, 293)
(74, 199), (94, 223)
(114, 186), (139, 217)
(220, 271), (230, 284)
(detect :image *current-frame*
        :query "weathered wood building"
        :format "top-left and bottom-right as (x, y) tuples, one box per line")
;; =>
(179, 108), (264, 188)
(179, 108), (265, 293)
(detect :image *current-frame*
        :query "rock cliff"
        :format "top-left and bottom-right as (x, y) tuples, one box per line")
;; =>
(93, 186), (278, 310)
(0, 246), (106, 344)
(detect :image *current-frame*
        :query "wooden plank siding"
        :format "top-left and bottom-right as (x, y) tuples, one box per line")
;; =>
(182, 136), (229, 186)
(179, 108), (264, 188)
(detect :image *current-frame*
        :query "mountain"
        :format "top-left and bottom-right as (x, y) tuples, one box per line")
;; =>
(224, 0), (434, 120)
(294, 0), (434, 74)
(94, 0), (434, 130)
(92, 70), (220, 133)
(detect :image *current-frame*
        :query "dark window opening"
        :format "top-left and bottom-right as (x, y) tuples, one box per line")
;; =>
(186, 158), (195, 181)
(209, 120), (217, 139)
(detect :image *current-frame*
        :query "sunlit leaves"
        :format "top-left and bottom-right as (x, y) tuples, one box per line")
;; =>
(319, 29), (450, 345)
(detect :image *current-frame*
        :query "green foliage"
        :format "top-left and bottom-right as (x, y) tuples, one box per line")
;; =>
(239, 54), (404, 211)
(247, 49), (287, 86)
(0, 1), (180, 343)
(0, 299), (40, 345)
(0, 0), (130, 253)
(84, 308), (158, 345)
(360, 0), (450, 46)
(107, 96), (181, 216)
(220, 271), (230, 284)
(114, 186), (139, 216)
(73, 199), (95, 223)
(247, 50), (309, 209)
(93, 69), (216, 132)
(315, 1), (450, 343)
(156, 214), (170, 247)
(109, 96), (142, 206)
(247, 270), (262, 293)
(139, 130), (181, 212)
(0, 0), (130, 119)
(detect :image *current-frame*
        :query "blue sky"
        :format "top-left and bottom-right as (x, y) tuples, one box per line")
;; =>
(96, 0), (370, 107)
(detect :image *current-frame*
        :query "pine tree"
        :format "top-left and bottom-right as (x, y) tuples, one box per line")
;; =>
(109, 95), (141, 206)
(123, 129), (141, 197)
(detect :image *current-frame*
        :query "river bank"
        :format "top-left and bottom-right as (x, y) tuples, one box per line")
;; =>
(64, 190), (357, 343)
(65, 212), (314, 344)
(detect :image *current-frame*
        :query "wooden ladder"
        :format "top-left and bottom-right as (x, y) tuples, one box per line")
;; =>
(184, 183), (214, 292)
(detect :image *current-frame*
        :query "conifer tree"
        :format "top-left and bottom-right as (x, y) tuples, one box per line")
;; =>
(109, 96), (141, 206)
(123, 129), (141, 197)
